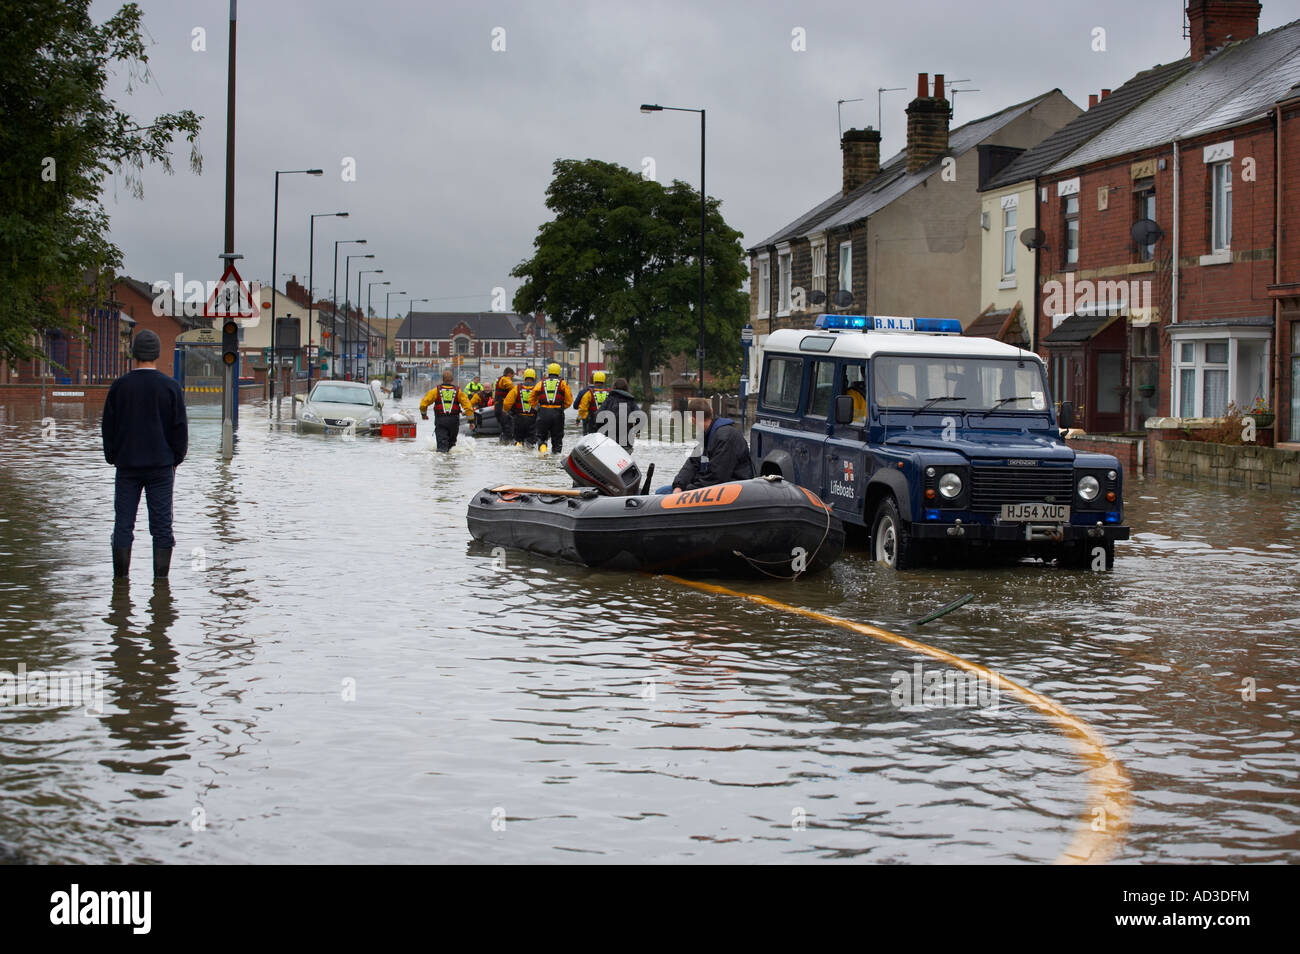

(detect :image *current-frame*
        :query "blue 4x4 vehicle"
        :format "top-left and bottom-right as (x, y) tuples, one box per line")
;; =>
(751, 315), (1131, 569)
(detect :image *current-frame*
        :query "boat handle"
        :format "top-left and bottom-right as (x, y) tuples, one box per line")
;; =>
(625, 498), (641, 509)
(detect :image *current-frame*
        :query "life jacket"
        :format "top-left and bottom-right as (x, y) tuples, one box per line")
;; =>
(493, 376), (513, 406)
(515, 384), (536, 415)
(435, 385), (461, 415)
(467, 381), (484, 397)
(591, 388), (609, 409)
(540, 377), (563, 408)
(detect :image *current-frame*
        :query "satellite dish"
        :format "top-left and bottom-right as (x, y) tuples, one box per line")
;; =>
(1020, 227), (1046, 251)
(832, 289), (855, 307)
(1131, 218), (1164, 246)
(809, 289), (827, 305)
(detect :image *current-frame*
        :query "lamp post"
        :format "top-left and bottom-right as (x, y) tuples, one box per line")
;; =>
(343, 251), (374, 379)
(404, 297), (429, 388)
(331, 239), (366, 378)
(307, 212), (347, 392)
(386, 289), (406, 376)
(641, 102), (706, 395)
(269, 168), (323, 403)
(362, 275), (388, 378)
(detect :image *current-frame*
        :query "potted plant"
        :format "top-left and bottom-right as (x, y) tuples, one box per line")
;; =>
(1248, 396), (1275, 429)
(1138, 384), (1156, 397)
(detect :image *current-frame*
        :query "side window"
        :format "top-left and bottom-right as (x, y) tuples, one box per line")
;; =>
(761, 356), (804, 412)
(808, 360), (836, 417)
(841, 361), (867, 424)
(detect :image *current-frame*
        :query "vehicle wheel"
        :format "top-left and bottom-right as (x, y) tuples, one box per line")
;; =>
(1062, 540), (1114, 571)
(871, 497), (916, 570)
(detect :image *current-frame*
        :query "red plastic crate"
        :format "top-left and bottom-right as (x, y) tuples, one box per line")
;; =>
(382, 421), (417, 439)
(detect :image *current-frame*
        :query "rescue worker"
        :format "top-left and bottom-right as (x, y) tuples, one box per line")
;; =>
(419, 370), (475, 452)
(530, 363), (573, 455)
(504, 368), (539, 447)
(576, 371), (611, 436)
(597, 377), (640, 453)
(491, 367), (516, 444)
(465, 375), (485, 408)
(670, 397), (754, 492)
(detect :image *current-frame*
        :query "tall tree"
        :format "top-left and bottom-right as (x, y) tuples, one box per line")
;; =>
(512, 158), (748, 403)
(0, 1), (202, 363)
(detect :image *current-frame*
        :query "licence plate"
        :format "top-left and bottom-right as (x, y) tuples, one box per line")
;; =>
(1001, 503), (1069, 521)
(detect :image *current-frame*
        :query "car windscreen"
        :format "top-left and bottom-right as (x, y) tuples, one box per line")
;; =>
(310, 385), (375, 406)
(873, 354), (1049, 413)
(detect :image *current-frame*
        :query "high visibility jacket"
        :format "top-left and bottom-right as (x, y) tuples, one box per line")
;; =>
(466, 381), (485, 401)
(531, 377), (572, 410)
(492, 376), (514, 408)
(578, 388), (609, 419)
(420, 385), (473, 416)
(504, 383), (537, 415)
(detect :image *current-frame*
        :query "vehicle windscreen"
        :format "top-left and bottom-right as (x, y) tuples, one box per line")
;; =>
(310, 385), (375, 406)
(873, 355), (1049, 412)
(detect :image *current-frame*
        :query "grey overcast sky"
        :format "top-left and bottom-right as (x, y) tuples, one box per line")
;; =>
(95, 0), (1300, 314)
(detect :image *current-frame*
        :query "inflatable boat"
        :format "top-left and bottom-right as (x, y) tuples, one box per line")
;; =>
(466, 435), (844, 577)
(460, 406), (503, 437)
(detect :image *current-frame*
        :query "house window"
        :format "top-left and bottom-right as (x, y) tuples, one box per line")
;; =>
(1063, 195), (1079, 266)
(1134, 179), (1156, 262)
(1211, 161), (1232, 253)
(455, 336), (469, 355)
(1002, 206), (1017, 277)
(1173, 335), (1267, 418)
(757, 257), (770, 315)
(811, 243), (826, 296)
(838, 241), (852, 292)
(778, 249), (792, 314)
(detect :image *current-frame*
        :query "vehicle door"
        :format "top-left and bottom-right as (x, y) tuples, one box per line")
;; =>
(800, 359), (837, 496)
(824, 359), (868, 523)
(751, 353), (807, 482)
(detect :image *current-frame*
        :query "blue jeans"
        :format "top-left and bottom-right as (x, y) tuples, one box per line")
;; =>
(113, 466), (175, 549)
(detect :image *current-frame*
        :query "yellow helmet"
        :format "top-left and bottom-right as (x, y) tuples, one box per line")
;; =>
(547, 363), (562, 377)
(523, 368), (536, 380)
(592, 371), (606, 384)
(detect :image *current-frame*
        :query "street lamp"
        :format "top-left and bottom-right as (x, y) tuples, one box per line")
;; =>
(332, 239), (369, 382)
(386, 289), (406, 375)
(641, 102), (706, 396)
(307, 212), (347, 391)
(404, 297), (429, 387)
(342, 250), (374, 378)
(362, 274), (388, 378)
(269, 168), (323, 403)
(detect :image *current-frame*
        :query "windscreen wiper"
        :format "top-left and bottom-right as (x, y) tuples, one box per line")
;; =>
(919, 395), (966, 411)
(989, 396), (1034, 409)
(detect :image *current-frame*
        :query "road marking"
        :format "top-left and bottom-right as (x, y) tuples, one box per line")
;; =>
(661, 575), (1131, 864)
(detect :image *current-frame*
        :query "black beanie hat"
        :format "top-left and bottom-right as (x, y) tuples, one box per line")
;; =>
(132, 329), (161, 361)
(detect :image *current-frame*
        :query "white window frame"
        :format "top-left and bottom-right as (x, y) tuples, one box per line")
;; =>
(809, 233), (827, 297)
(1169, 326), (1270, 418)
(1001, 194), (1018, 280)
(777, 243), (792, 317)
(757, 254), (770, 317)
(838, 241), (852, 293)
(1210, 160), (1232, 254)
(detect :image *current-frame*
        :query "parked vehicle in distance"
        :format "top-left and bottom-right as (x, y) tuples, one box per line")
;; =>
(750, 314), (1131, 569)
(295, 380), (385, 436)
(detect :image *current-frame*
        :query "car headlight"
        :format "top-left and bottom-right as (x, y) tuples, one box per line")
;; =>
(1078, 475), (1100, 501)
(300, 408), (320, 423)
(938, 472), (962, 499)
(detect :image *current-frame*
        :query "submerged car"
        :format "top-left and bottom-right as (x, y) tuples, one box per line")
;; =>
(295, 381), (384, 435)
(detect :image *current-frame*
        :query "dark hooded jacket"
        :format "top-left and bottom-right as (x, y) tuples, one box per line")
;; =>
(672, 417), (754, 491)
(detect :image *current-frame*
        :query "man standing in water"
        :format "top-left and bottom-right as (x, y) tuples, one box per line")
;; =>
(101, 329), (188, 581)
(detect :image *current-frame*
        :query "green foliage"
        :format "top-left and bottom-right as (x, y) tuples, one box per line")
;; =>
(0, 0), (202, 363)
(511, 158), (748, 401)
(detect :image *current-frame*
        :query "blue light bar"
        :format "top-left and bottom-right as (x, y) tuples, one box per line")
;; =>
(813, 314), (963, 335)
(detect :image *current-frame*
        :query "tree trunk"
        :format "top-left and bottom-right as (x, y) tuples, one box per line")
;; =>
(639, 349), (655, 417)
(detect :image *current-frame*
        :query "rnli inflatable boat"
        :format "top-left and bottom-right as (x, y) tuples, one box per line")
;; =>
(466, 435), (844, 577)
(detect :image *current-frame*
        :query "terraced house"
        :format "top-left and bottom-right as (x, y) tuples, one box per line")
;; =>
(745, 74), (1079, 387)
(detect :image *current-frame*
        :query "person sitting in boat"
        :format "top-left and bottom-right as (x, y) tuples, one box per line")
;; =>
(669, 398), (754, 492)
(595, 377), (640, 453)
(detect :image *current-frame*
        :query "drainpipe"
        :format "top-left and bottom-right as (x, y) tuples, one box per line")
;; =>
(1170, 140), (1180, 419)
(1275, 101), (1284, 438)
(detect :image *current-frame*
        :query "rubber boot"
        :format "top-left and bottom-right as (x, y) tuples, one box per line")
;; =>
(153, 547), (173, 579)
(112, 547), (131, 580)
(538, 443), (548, 455)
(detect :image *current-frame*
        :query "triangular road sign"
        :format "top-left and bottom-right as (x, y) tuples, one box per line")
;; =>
(204, 262), (261, 326)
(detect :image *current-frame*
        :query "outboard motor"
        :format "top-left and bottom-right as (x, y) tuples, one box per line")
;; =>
(563, 433), (642, 496)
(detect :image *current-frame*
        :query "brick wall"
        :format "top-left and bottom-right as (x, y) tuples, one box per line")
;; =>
(1068, 434), (1145, 475)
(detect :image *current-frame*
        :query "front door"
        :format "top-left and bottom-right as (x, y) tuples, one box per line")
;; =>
(825, 359), (868, 521)
(1091, 350), (1124, 433)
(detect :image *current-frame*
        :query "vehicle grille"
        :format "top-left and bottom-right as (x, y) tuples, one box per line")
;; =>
(324, 418), (354, 427)
(970, 465), (1073, 513)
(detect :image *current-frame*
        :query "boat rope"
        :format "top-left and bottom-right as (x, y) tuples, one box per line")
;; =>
(659, 575), (1132, 865)
(730, 481), (833, 581)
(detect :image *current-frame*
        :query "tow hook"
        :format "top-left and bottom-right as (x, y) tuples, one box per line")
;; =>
(1087, 521), (1105, 539)
(1024, 523), (1064, 542)
(946, 518), (965, 538)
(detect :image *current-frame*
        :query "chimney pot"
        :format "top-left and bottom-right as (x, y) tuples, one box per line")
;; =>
(1101, 88), (1111, 99)
(917, 72), (928, 97)
(1089, 93), (1099, 108)
(934, 74), (945, 99)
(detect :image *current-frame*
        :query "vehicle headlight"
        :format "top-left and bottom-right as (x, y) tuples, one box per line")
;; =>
(300, 408), (320, 423)
(1078, 475), (1100, 501)
(938, 472), (962, 499)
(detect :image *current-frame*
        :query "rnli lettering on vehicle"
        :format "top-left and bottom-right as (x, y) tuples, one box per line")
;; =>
(661, 484), (743, 509)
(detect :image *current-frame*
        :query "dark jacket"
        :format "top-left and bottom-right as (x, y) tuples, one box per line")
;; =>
(673, 417), (754, 490)
(595, 389), (639, 448)
(102, 369), (188, 469)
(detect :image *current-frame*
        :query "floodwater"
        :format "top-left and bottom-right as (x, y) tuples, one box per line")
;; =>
(0, 393), (1296, 864)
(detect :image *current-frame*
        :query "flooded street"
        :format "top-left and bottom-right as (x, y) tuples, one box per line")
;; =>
(0, 395), (1297, 864)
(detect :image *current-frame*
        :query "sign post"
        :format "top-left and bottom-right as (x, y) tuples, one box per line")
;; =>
(205, 258), (258, 459)
(740, 323), (753, 431)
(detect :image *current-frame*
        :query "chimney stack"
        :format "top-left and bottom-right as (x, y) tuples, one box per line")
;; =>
(1187, 0), (1261, 61)
(841, 127), (882, 194)
(1101, 88), (1111, 99)
(1088, 93), (1098, 108)
(906, 72), (951, 174)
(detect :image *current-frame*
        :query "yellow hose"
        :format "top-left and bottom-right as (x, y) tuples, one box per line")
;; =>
(662, 575), (1131, 864)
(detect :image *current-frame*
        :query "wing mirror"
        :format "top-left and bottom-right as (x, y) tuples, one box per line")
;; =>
(1058, 401), (1074, 430)
(834, 394), (855, 424)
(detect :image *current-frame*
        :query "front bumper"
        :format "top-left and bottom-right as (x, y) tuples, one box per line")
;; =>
(911, 520), (1130, 543)
(297, 418), (382, 435)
